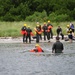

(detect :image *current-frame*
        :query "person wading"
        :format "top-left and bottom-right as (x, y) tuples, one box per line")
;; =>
(52, 36), (64, 53)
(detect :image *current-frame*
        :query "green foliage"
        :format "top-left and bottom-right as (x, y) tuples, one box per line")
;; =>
(48, 12), (70, 22)
(70, 8), (75, 20)
(0, 0), (75, 21)
(55, 14), (70, 22)
(3, 13), (14, 21)
(48, 12), (56, 22)
(25, 10), (48, 22)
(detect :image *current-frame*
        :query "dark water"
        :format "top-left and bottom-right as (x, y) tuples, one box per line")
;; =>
(0, 42), (75, 75)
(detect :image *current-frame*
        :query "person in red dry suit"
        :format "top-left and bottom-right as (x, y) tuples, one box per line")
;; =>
(30, 44), (44, 52)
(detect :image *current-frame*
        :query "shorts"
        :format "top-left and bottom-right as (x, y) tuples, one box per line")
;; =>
(72, 29), (74, 33)
(68, 34), (73, 39)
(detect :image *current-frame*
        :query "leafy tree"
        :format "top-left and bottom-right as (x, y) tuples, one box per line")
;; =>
(0, 0), (75, 21)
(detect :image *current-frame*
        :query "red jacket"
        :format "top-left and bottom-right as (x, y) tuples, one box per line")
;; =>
(30, 47), (44, 52)
(21, 30), (27, 35)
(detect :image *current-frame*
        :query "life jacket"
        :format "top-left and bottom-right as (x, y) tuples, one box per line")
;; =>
(30, 47), (43, 52)
(26, 28), (32, 36)
(21, 30), (27, 35)
(47, 25), (53, 32)
(37, 47), (43, 52)
(34, 27), (42, 34)
(48, 25), (53, 29)
(30, 32), (34, 36)
(67, 28), (72, 35)
(21, 26), (27, 35)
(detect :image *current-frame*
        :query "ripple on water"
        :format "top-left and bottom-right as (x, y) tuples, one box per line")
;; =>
(0, 42), (75, 75)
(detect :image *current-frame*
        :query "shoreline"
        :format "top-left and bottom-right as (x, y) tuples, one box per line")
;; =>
(0, 35), (69, 43)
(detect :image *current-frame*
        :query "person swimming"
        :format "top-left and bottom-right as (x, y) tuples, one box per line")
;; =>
(30, 44), (44, 52)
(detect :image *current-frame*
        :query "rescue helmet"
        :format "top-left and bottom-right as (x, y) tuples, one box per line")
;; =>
(44, 22), (46, 24)
(35, 44), (40, 47)
(24, 24), (27, 26)
(48, 20), (50, 23)
(28, 26), (30, 28)
(67, 25), (70, 28)
(36, 24), (39, 27)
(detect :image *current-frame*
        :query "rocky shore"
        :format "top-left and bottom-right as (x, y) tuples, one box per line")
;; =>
(0, 36), (68, 43)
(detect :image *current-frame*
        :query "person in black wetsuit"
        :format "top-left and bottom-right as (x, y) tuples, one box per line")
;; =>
(26, 26), (32, 43)
(52, 36), (64, 53)
(34, 25), (42, 43)
(42, 22), (48, 41)
(56, 26), (64, 40)
(21, 24), (27, 43)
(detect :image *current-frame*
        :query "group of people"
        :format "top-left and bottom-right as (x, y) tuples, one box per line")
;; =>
(21, 24), (33, 43)
(34, 21), (53, 43)
(55, 23), (75, 43)
(30, 36), (64, 54)
(21, 20), (53, 43)
(21, 21), (74, 54)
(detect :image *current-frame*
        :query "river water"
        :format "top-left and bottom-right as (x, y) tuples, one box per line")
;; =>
(0, 42), (75, 75)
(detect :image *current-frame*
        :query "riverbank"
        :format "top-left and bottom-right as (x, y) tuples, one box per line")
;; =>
(0, 35), (70, 43)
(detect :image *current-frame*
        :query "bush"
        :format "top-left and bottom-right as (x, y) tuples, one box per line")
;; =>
(25, 10), (48, 22)
(25, 14), (37, 22)
(3, 12), (14, 21)
(70, 8), (75, 20)
(55, 14), (70, 22)
(48, 12), (70, 22)
(48, 12), (57, 22)
(13, 15), (23, 21)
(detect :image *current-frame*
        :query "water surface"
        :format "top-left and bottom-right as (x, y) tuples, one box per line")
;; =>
(0, 42), (75, 75)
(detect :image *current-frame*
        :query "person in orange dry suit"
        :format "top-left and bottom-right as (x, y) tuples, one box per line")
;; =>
(30, 44), (44, 52)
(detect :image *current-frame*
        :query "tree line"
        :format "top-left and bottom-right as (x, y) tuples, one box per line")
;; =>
(0, 0), (75, 22)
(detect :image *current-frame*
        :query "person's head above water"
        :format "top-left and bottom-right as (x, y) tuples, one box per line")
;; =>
(56, 36), (60, 40)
